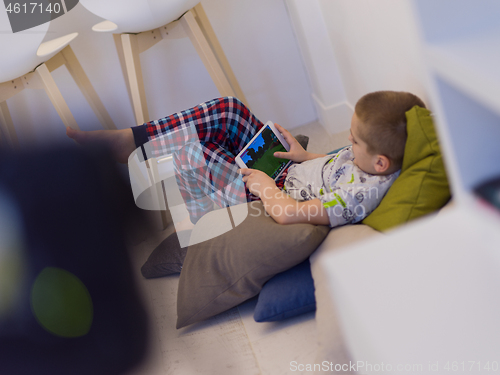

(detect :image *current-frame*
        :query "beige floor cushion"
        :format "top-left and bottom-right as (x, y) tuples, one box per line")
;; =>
(176, 201), (330, 328)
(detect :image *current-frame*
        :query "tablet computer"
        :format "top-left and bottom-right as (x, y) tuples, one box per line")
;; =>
(235, 121), (292, 180)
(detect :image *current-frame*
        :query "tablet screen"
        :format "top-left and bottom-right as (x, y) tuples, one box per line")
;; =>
(239, 125), (290, 179)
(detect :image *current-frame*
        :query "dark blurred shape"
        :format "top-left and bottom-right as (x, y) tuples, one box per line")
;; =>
(65, 0), (80, 12)
(0, 143), (149, 375)
(6, 0), (68, 33)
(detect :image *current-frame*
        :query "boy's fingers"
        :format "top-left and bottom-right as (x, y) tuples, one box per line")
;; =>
(274, 151), (290, 159)
(276, 126), (296, 145)
(239, 168), (257, 177)
(275, 123), (288, 135)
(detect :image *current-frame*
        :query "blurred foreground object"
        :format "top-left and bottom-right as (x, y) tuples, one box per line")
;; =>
(0, 143), (149, 375)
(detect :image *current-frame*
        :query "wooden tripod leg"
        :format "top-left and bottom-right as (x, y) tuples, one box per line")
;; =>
(35, 63), (79, 130)
(121, 33), (150, 125)
(160, 180), (172, 229)
(192, 3), (249, 107)
(180, 9), (236, 99)
(0, 101), (18, 148)
(60, 46), (117, 130)
(144, 158), (170, 230)
(113, 34), (135, 120)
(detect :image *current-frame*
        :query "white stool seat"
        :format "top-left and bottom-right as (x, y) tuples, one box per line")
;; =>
(0, 14), (48, 83)
(0, 7), (116, 147)
(37, 33), (79, 58)
(91, 20), (118, 33)
(80, 0), (200, 33)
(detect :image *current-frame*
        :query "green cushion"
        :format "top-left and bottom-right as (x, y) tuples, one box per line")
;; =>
(362, 106), (450, 231)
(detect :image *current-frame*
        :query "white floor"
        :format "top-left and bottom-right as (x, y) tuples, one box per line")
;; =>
(124, 122), (350, 375)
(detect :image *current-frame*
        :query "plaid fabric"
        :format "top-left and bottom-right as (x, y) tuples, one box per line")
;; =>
(140, 97), (288, 223)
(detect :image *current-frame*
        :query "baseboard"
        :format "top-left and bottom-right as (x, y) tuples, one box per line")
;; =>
(312, 93), (354, 135)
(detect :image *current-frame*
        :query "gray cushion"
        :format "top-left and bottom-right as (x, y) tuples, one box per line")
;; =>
(176, 201), (330, 328)
(141, 231), (191, 278)
(295, 134), (309, 150)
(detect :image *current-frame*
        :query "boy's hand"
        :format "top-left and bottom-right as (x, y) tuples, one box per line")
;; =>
(239, 168), (277, 199)
(273, 123), (310, 163)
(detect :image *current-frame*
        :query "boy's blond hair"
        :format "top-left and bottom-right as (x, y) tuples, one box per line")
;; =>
(355, 91), (426, 168)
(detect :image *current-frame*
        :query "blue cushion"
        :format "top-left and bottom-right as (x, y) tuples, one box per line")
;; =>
(254, 259), (316, 322)
(253, 146), (345, 323)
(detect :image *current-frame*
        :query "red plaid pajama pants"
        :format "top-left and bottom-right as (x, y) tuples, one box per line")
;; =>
(135, 97), (288, 223)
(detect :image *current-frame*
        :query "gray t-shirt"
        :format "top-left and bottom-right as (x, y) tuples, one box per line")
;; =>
(284, 146), (399, 227)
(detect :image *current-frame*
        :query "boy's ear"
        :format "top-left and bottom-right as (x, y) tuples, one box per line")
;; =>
(373, 155), (391, 174)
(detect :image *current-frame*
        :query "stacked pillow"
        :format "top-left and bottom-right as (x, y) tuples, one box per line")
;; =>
(175, 201), (329, 328)
(143, 106), (451, 326)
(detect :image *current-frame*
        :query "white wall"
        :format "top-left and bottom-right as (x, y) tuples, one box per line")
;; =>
(285, 0), (429, 135)
(285, 0), (353, 136)
(5, 0), (317, 146)
(319, 0), (428, 107)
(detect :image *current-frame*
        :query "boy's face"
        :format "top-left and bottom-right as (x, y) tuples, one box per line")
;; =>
(348, 113), (379, 174)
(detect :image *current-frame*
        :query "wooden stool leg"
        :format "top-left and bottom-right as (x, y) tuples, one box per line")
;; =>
(0, 101), (18, 148)
(113, 34), (136, 121)
(60, 46), (117, 130)
(121, 33), (150, 125)
(192, 3), (249, 107)
(159, 180), (172, 229)
(143, 159), (171, 230)
(36, 63), (79, 130)
(180, 9), (237, 100)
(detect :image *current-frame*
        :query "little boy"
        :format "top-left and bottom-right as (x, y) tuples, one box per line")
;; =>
(67, 91), (425, 228)
(240, 91), (425, 227)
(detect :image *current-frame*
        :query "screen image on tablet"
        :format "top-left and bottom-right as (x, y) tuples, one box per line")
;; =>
(237, 123), (292, 180)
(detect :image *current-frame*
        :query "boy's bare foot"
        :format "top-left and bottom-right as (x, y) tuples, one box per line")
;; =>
(66, 127), (136, 164)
